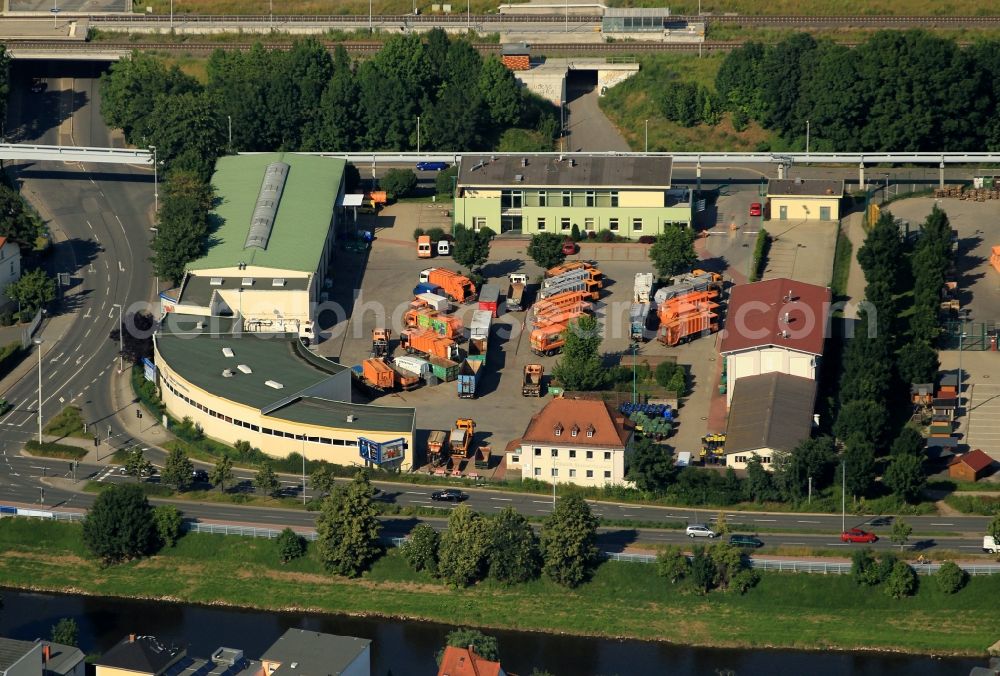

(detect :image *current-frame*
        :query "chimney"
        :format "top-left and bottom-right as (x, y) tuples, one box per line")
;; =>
(129, 634), (136, 643)
(43, 646), (51, 664)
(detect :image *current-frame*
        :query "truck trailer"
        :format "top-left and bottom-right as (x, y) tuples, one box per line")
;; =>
(419, 268), (477, 303)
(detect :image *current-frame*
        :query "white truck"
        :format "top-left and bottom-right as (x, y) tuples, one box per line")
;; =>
(985, 535), (999, 554)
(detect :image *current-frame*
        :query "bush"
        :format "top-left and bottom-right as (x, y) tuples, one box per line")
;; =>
(729, 568), (760, 595)
(153, 505), (183, 548)
(0, 341), (26, 380)
(654, 361), (680, 388)
(380, 168), (418, 200)
(24, 440), (87, 460)
(749, 228), (770, 283)
(425, 227), (445, 243)
(401, 523), (440, 575)
(884, 560), (917, 599)
(851, 548), (876, 585)
(934, 560), (967, 594)
(412, 227), (425, 241)
(570, 223), (582, 242)
(638, 235), (656, 244)
(435, 166), (458, 197)
(656, 545), (690, 584)
(277, 527), (306, 563)
(598, 229), (615, 243)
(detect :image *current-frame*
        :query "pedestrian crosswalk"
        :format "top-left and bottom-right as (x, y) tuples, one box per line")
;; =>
(966, 383), (1000, 460)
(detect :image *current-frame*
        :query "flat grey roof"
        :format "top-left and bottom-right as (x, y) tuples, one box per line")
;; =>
(767, 178), (844, 197)
(458, 154), (672, 189)
(42, 642), (85, 676)
(156, 314), (414, 435)
(261, 629), (370, 676)
(725, 372), (817, 455)
(177, 275), (310, 308)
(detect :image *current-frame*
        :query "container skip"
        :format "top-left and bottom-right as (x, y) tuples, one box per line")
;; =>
(469, 310), (492, 341)
(478, 283), (501, 317)
(429, 356), (460, 382)
(414, 292), (451, 313)
(457, 355), (486, 398)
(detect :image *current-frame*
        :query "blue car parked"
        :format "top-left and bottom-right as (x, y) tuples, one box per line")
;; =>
(416, 161), (449, 171)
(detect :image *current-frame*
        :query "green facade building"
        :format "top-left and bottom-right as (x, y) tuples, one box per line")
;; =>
(454, 154), (692, 239)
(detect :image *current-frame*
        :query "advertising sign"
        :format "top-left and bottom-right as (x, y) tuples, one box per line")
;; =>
(358, 437), (407, 465)
(142, 358), (157, 383)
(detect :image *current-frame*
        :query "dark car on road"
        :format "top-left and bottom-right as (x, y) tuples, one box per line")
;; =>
(191, 469), (209, 483)
(416, 161), (448, 171)
(729, 534), (764, 549)
(841, 528), (878, 543)
(431, 489), (468, 502)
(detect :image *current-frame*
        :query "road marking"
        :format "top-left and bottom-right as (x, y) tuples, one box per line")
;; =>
(491, 506), (506, 510)
(84, 328), (91, 338)
(828, 543), (850, 546)
(118, 262), (124, 272)
(797, 520), (821, 523)
(489, 497), (512, 501)
(755, 519), (777, 522)
(931, 523), (954, 526)
(782, 542), (806, 545)
(959, 545), (983, 549)
(108, 309), (114, 319)
(83, 308), (91, 319)
(405, 491), (427, 495)
(86, 220), (93, 230)
(533, 500), (553, 504)
(622, 514), (638, 518)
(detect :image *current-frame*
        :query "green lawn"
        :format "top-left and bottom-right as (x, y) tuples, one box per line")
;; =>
(24, 440), (88, 461)
(608, 0), (994, 15)
(830, 225), (853, 300)
(43, 406), (89, 440)
(1, 519), (997, 654)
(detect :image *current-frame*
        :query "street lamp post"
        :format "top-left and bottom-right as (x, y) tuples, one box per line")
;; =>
(841, 462), (846, 533)
(959, 327), (968, 411)
(416, 116), (421, 155)
(150, 145), (158, 215)
(644, 119), (648, 153)
(227, 115), (232, 152)
(113, 303), (123, 373)
(301, 437), (307, 506)
(806, 119), (810, 154)
(34, 338), (43, 444)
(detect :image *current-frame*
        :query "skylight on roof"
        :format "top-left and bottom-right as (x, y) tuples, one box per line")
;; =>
(265, 380), (283, 389)
(222, 347), (234, 358)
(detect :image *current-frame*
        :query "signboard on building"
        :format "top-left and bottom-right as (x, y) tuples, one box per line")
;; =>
(142, 357), (157, 383)
(359, 437), (407, 464)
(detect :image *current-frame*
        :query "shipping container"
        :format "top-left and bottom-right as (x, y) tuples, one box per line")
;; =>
(469, 310), (492, 341)
(414, 292), (451, 313)
(360, 358), (395, 390)
(429, 355), (460, 382)
(394, 355), (432, 380)
(478, 283), (501, 317)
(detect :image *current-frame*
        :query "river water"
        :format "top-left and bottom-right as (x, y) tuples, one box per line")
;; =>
(4, 589), (978, 675)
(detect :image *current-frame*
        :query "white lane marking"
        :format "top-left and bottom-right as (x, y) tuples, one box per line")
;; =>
(931, 523), (954, 526)
(755, 519), (777, 522)
(118, 262), (124, 272)
(533, 500), (553, 504)
(782, 542), (807, 545)
(86, 220), (94, 230)
(797, 520), (821, 523)
(83, 328), (91, 338)
(405, 491), (427, 495)
(108, 309), (114, 319)
(828, 543), (850, 546)
(490, 497), (513, 501)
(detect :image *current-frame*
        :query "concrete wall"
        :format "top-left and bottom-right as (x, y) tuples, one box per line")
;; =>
(155, 344), (414, 470)
(518, 441), (627, 487)
(0, 241), (21, 302)
(768, 196), (841, 221)
(725, 347), (818, 406)
(513, 69), (566, 107)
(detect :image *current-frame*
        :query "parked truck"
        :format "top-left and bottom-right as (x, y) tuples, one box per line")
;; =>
(404, 307), (463, 339)
(371, 328), (391, 358)
(530, 323), (567, 356)
(630, 302), (651, 342)
(359, 358), (395, 391)
(633, 272), (654, 303)
(522, 364), (543, 396)
(654, 270), (723, 306)
(399, 328), (460, 362)
(413, 282), (443, 297)
(450, 418), (475, 458)
(534, 290), (592, 314)
(538, 276), (601, 301)
(428, 355), (460, 382)
(546, 261), (603, 282)
(394, 355), (432, 381)
(478, 283), (501, 317)
(413, 292), (451, 313)
(506, 273), (529, 312)
(532, 308), (587, 330)
(419, 268), (477, 303)
(457, 355), (486, 398)
(427, 430), (449, 466)
(469, 309), (492, 342)
(541, 267), (604, 290)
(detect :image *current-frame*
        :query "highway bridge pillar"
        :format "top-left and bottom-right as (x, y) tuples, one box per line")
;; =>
(858, 163), (865, 190)
(939, 162), (945, 188)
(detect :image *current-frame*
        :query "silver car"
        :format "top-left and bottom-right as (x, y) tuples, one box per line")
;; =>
(685, 524), (717, 538)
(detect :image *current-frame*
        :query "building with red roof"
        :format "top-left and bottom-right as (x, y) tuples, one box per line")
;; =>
(719, 278), (831, 406)
(437, 646), (506, 676)
(949, 449), (995, 482)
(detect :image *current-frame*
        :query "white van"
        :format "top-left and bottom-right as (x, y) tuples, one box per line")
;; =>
(437, 239), (451, 256)
(985, 535), (999, 554)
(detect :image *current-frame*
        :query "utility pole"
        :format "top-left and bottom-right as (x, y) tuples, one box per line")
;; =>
(114, 303), (123, 373)
(34, 338), (43, 444)
(227, 115), (232, 152)
(841, 462), (846, 533)
(416, 116), (421, 155)
(644, 119), (648, 153)
(150, 145), (158, 215)
(808, 476), (812, 504)
(806, 120), (810, 155)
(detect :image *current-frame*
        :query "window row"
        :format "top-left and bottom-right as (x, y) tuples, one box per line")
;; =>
(503, 190), (621, 209)
(533, 467), (612, 479)
(162, 378), (358, 447)
(536, 216), (647, 232)
(533, 447), (613, 461)
(733, 455), (771, 464)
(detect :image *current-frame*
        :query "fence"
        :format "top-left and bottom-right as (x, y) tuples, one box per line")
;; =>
(183, 522), (319, 541)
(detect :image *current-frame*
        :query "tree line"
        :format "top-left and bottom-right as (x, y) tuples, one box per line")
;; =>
(716, 31), (1000, 151)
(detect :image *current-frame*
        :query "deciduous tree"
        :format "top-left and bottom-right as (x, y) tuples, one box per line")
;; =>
(655, 545), (689, 584)
(552, 315), (606, 392)
(935, 560), (967, 594)
(153, 504), (183, 547)
(315, 472), (382, 577)
(884, 560), (917, 599)
(380, 169), (418, 201)
(648, 225), (697, 279)
(82, 483), (156, 564)
(437, 505), (488, 587)
(277, 527), (306, 563)
(51, 618), (79, 647)
(7, 269), (55, 316)
(401, 523), (440, 575)
(441, 629), (499, 662)
(161, 447), (193, 491)
(626, 437), (677, 493)
(883, 453), (926, 503)
(890, 518), (912, 551)
(527, 232), (566, 270)
(452, 224), (492, 273)
(210, 455), (234, 493)
(485, 507), (541, 585)
(540, 495), (599, 588)
(122, 447), (153, 482)
(254, 463), (281, 498)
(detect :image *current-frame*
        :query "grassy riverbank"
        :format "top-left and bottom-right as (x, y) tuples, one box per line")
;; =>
(1, 520), (997, 655)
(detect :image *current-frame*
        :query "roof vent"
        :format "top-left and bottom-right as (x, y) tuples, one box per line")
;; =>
(210, 278), (224, 287)
(196, 321), (205, 330)
(569, 158), (576, 167)
(521, 157), (528, 167)
(222, 347), (234, 358)
(778, 330), (790, 339)
(272, 278), (286, 287)
(782, 312), (791, 323)
(471, 161), (485, 171)
(347, 414), (356, 423)
(237, 364), (252, 374)
(245, 161), (290, 250)
(265, 380), (284, 389)
(290, 664), (298, 670)
(242, 278), (253, 287)
(222, 369), (234, 378)
(795, 177), (803, 184)
(514, 174), (524, 182)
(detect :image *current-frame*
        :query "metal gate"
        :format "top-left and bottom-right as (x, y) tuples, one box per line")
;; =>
(940, 320), (997, 351)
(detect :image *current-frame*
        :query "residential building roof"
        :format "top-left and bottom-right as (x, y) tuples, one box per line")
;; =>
(189, 153), (345, 273)
(437, 646), (505, 676)
(155, 314), (414, 434)
(520, 398), (633, 448)
(767, 178), (844, 198)
(260, 629), (370, 676)
(176, 275), (310, 308)
(951, 449), (994, 473)
(457, 154), (672, 189)
(94, 636), (185, 675)
(42, 641), (85, 676)
(719, 277), (831, 356)
(0, 237), (7, 249)
(725, 372), (817, 455)
(0, 638), (37, 672)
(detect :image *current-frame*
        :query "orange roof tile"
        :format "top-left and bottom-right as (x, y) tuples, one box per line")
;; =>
(950, 449), (994, 473)
(520, 398), (632, 448)
(437, 646), (504, 676)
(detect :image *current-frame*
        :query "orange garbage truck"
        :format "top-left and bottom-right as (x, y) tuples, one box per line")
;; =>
(530, 323), (567, 356)
(399, 328), (461, 362)
(419, 268), (477, 303)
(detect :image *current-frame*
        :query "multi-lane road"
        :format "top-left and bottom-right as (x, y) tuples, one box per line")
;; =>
(0, 60), (993, 556)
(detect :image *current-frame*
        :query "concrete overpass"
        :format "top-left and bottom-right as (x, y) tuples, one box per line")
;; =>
(0, 143), (151, 164)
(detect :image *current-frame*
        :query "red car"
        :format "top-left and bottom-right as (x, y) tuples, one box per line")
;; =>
(561, 240), (578, 255)
(840, 528), (878, 543)
(749, 202), (763, 217)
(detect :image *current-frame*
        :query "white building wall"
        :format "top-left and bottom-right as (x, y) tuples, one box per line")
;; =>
(519, 441), (626, 487)
(725, 448), (776, 471)
(340, 645), (371, 676)
(725, 347), (818, 406)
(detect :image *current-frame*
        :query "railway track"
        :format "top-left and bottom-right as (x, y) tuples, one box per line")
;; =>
(2, 40), (757, 54)
(55, 12), (1000, 28)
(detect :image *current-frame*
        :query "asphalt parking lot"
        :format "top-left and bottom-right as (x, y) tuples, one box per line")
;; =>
(317, 201), (725, 467)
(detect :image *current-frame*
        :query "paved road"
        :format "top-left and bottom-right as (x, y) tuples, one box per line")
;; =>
(0, 62), (155, 500)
